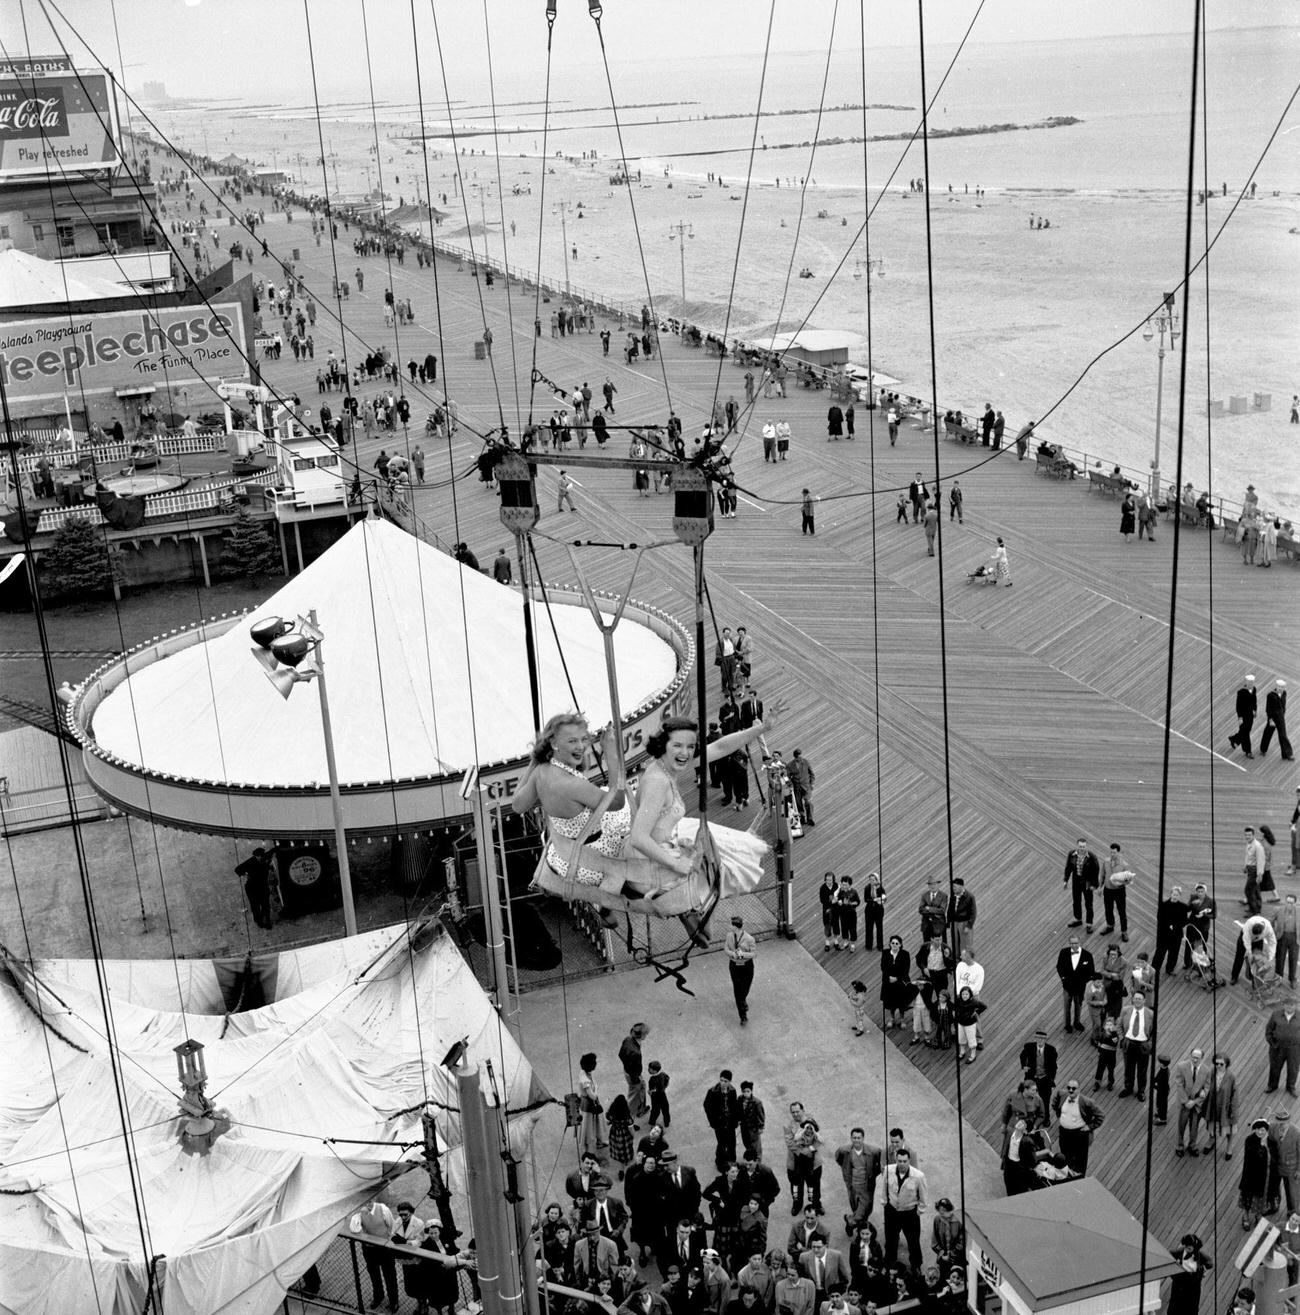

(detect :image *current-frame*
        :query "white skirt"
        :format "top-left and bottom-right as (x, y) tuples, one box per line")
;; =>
(672, 817), (767, 897)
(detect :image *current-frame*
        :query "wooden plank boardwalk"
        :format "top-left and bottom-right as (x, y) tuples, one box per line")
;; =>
(198, 207), (1298, 1310)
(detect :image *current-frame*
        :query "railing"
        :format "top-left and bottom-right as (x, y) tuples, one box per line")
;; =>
(14, 431), (227, 472)
(34, 477), (254, 535)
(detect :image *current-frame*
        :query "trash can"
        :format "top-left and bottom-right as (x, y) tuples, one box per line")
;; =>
(292, 247), (300, 262)
(1207, 399), (1225, 418)
(1253, 392), (1272, 411)
(474, 341), (487, 360)
(1229, 395), (1248, 414)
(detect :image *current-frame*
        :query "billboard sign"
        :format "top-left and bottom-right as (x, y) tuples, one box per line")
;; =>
(0, 56), (74, 78)
(0, 72), (119, 180)
(0, 304), (249, 406)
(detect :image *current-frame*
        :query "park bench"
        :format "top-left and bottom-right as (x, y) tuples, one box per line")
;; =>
(1088, 471), (1126, 497)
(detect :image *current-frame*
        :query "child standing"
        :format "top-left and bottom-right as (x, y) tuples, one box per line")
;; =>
(848, 979), (869, 1036)
(931, 990), (954, 1050)
(647, 1060), (671, 1129)
(836, 876), (861, 952)
(954, 986), (986, 1063)
(1083, 974), (1108, 1044)
(1093, 1017), (1119, 1091)
(605, 1094), (635, 1179)
(1152, 1055), (1172, 1126)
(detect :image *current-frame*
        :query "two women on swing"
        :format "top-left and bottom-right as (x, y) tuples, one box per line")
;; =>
(512, 708), (774, 944)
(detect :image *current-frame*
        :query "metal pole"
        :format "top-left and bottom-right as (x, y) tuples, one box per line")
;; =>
(473, 784), (517, 1037)
(559, 206), (570, 299)
(693, 545), (709, 815)
(601, 628), (628, 789)
(456, 1065), (523, 1315)
(309, 608), (357, 937)
(1151, 336), (1166, 503)
(491, 1089), (540, 1315)
(515, 535), (542, 734)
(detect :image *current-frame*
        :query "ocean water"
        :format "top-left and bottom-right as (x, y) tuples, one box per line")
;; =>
(148, 24), (1300, 515)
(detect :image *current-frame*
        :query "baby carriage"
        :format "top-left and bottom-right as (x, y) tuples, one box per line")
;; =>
(966, 563), (994, 585)
(1183, 925), (1224, 991)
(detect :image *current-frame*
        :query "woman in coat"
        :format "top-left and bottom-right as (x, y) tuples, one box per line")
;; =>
(1099, 944), (1128, 1018)
(625, 1153), (667, 1267)
(880, 936), (914, 1029)
(1239, 1118), (1281, 1230)
(1202, 1052), (1238, 1158)
(1120, 492), (1136, 541)
(820, 873), (841, 951)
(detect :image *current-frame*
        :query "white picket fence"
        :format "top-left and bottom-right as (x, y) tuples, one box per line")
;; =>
(15, 431), (226, 474)
(35, 477), (254, 535)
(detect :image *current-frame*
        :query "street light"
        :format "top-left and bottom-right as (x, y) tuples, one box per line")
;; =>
(553, 201), (575, 299)
(249, 610), (357, 937)
(1142, 296), (1179, 502)
(667, 220), (693, 302)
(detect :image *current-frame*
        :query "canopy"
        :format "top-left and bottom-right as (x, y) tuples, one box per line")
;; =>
(0, 248), (129, 308)
(0, 920), (547, 1315)
(88, 516), (680, 788)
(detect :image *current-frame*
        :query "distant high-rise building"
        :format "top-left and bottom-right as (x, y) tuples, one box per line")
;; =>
(141, 80), (168, 103)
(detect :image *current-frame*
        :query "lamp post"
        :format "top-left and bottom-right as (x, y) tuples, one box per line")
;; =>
(553, 202), (574, 299)
(667, 220), (693, 302)
(249, 610), (357, 937)
(1142, 297), (1179, 502)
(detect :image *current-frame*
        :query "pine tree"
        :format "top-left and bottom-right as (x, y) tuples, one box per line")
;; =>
(224, 508), (281, 586)
(42, 517), (123, 599)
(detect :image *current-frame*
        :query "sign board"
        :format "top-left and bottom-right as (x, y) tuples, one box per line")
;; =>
(0, 303), (249, 406)
(0, 56), (74, 78)
(0, 72), (119, 180)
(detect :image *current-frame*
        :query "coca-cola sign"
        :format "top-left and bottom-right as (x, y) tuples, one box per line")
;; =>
(0, 91), (69, 138)
(0, 72), (117, 179)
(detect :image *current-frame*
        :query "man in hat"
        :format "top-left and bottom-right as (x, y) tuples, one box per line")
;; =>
(1229, 675), (1258, 758)
(581, 1175), (629, 1255)
(726, 916), (757, 1024)
(1019, 1029), (1059, 1109)
(619, 1023), (651, 1121)
(1274, 1107), (1300, 1211)
(919, 874), (950, 942)
(1261, 679), (1292, 761)
(949, 877), (977, 955)
(574, 1218), (619, 1282)
(658, 1148), (702, 1228)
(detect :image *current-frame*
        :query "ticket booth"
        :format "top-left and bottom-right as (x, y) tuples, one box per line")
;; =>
(965, 1179), (1180, 1315)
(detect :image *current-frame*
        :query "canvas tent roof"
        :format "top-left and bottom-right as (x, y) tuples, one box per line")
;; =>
(0, 921), (547, 1315)
(89, 516), (680, 788)
(967, 1178), (1179, 1307)
(0, 248), (131, 308)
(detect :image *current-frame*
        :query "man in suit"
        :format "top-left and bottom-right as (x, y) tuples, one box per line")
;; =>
(619, 1023), (651, 1122)
(1118, 990), (1155, 1100)
(739, 686), (763, 730)
(786, 1204), (831, 1265)
(918, 875), (949, 943)
(1051, 1078), (1106, 1174)
(659, 1150), (702, 1226)
(798, 1237), (848, 1310)
(1055, 934), (1096, 1033)
(1273, 1108), (1300, 1211)
(1261, 679), (1293, 760)
(1266, 1003), (1300, 1097)
(834, 1128), (882, 1234)
(660, 1218), (706, 1278)
(1172, 1047), (1212, 1157)
(1019, 1029), (1059, 1109)
(581, 1176), (630, 1255)
(574, 1219), (620, 1282)
(566, 1153), (603, 1212)
(1063, 838), (1101, 931)
(1229, 674), (1258, 758)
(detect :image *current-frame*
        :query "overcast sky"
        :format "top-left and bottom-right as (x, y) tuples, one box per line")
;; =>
(15, 0), (1300, 102)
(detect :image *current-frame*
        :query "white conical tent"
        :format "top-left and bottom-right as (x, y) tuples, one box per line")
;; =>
(89, 516), (679, 787)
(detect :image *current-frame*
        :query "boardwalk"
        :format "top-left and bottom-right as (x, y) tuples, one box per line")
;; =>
(134, 193), (1300, 1305)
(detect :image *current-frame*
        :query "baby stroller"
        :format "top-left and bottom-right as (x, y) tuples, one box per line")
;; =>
(1183, 925), (1224, 991)
(966, 563), (995, 585)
